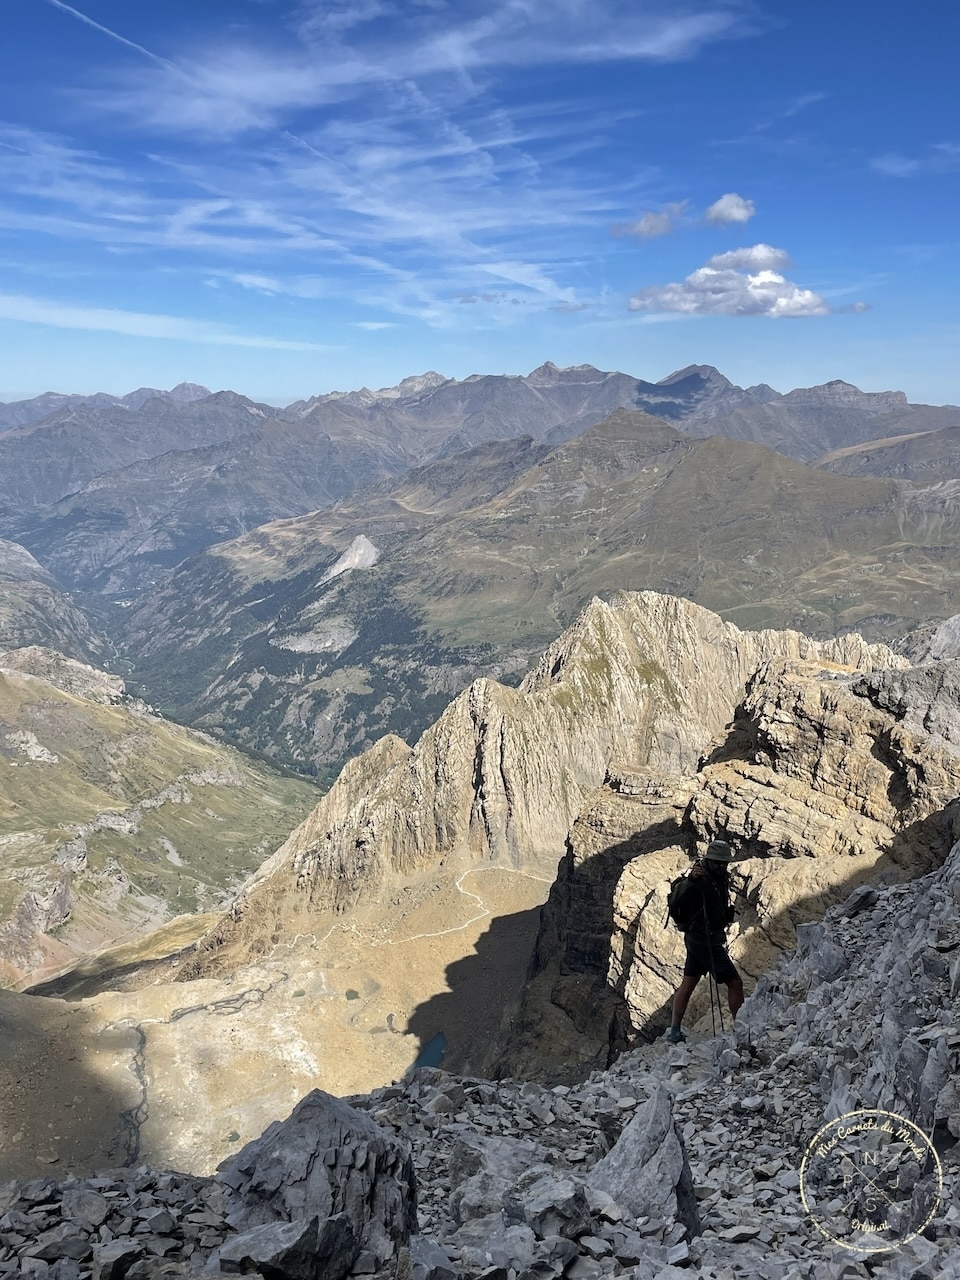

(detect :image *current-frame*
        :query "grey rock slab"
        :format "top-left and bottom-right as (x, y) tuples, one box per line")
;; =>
(137, 1210), (176, 1236)
(92, 1238), (144, 1280)
(447, 1136), (545, 1225)
(60, 1191), (109, 1229)
(586, 1086), (699, 1239)
(407, 1236), (460, 1280)
(502, 1168), (590, 1241)
(219, 1213), (357, 1280)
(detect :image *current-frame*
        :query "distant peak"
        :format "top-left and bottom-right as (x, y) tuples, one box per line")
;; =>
(374, 371), (450, 400)
(168, 382), (212, 401)
(783, 380), (908, 408)
(527, 361), (604, 382)
(207, 389), (251, 404)
(656, 364), (732, 388)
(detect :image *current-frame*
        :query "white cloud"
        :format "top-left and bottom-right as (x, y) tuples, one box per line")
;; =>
(613, 201), (688, 238)
(353, 321), (396, 330)
(628, 250), (834, 318)
(0, 291), (330, 349)
(704, 192), (756, 224)
(706, 243), (791, 270)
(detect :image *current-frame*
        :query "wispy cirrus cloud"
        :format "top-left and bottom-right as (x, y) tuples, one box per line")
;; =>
(628, 244), (854, 317)
(871, 144), (960, 178)
(20, 1), (763, 333)
(57, 2), (751, 141)
(43, 0), (173, 68)
(0, 291), (330, 350)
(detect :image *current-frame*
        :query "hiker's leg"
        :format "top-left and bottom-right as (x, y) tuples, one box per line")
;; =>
(726, 974), (744, 1017)
(672, 974), (699, 1027)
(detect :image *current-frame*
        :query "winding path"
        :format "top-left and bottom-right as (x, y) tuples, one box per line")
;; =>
(372, 865), (555, 947)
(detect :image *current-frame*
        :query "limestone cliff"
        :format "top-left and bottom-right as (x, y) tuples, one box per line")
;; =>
(498, 653), (960, 1079)
(185, 591), (897, 980)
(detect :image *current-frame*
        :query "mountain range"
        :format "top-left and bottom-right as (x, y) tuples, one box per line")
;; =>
(0, 382), (211, 433)
(5, 363), (959, 606)
(3, 357), (960, 1263)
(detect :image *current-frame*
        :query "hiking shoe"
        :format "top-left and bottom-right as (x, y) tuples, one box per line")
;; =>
(665, 1025), (686, 1044)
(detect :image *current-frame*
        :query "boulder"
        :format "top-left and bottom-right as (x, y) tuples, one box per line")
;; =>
(501, 1167), (591, 1240)
(217, 1090), (416, 1267)
(447, 1135), (546, 1224)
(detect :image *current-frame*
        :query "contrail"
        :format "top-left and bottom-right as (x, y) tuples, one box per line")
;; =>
(44, 0), (175, 68)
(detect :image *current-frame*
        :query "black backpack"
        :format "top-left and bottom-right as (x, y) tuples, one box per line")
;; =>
(665, 873), (701, 931)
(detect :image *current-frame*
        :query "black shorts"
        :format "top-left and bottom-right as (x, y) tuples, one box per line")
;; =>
(683, 934), (739, 984)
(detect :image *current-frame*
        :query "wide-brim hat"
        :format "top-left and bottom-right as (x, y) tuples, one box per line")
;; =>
(703, 840), (735, 863)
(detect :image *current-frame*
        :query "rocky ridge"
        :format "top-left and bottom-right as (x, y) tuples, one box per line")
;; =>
(183, 592), (900, 980)
(500, 648), (960, 1079)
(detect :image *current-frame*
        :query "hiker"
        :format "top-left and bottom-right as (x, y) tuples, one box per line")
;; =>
(665, 839), (744, 1043)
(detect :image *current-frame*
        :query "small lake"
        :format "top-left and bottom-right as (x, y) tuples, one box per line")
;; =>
(409, 1030), (447, 1072)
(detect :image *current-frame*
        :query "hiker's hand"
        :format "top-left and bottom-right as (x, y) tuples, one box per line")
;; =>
(691, 862), (703, 877)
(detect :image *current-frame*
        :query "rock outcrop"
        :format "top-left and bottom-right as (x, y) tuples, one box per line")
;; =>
(217, 1089), (417, 1269)
(500, 649), (960, 1078)
(184, 592), (898, 981)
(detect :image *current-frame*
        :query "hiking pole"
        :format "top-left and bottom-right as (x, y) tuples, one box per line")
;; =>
(702, 901), (725, 1035)
(701, 901), (719, 1035)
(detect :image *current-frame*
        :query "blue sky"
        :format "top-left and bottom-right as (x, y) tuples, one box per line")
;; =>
(1, 0), (957, 402)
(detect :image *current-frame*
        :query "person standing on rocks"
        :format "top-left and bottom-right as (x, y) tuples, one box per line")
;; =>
(666, 840), (744, 1043)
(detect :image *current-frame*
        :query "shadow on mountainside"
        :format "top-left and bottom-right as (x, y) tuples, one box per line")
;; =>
(405, 904), (544, 1080)
(0, 989), (142, 1181)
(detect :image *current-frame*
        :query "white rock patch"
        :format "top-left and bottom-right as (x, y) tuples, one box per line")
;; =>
(5, 730), (58, 764)
(318, 534), (380, 587)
